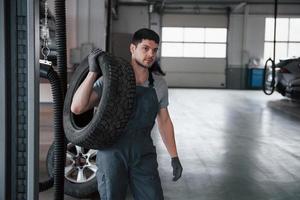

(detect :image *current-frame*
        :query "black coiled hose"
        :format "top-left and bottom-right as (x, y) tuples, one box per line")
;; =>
(55, 0), (67, 95)
(54, 0), (67, 199)
(39, 64), (66, 199)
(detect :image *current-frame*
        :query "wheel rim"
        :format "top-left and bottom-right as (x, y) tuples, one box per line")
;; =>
(65, 143), (98, 183)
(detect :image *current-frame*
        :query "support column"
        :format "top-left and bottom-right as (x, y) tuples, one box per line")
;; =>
(27, 0), (40, 199)
(0, 0), (7, 197)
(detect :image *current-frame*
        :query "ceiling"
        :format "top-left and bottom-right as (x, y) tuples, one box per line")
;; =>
(119, 0), (300, 5)
(116, 0), (300, 15)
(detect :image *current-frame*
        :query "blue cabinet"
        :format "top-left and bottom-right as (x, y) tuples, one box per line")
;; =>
(248, 68), (264, 89)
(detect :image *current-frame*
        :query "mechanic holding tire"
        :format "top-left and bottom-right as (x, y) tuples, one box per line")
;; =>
(71, 28), (182, 200)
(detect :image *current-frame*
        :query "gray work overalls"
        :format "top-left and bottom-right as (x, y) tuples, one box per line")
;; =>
(96, 74), (164, 200)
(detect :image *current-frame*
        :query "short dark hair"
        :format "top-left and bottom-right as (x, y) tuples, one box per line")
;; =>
(131, 28), (160, 45)
(149, 60), (166, 76)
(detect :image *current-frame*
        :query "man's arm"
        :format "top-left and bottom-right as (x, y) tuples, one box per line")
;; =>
(157, 107), (183, 181)
(71, 72), (100, 115)
(157, 107), (178, 157)
(71, 48), (103, 114)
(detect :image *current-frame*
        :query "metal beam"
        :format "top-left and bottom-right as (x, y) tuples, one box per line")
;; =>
(161, 0), (300, 5)
(27, 0), (39, 199)
(0, 0), (7, 197)
(120, 0), (300, 5)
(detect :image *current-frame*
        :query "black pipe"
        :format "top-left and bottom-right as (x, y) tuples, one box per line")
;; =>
(106, 0), (112, 52)
(54, 0), (67, 199)
(40, 65), (66, 199)
(225, 6), (231, 88)
(273, 0), (278, 61)
(55, 0), (67, 96)
(39, 64), (66, 199)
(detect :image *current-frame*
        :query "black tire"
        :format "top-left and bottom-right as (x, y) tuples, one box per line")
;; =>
(47, 143), (99, 198)
(63, 53), (136, 149)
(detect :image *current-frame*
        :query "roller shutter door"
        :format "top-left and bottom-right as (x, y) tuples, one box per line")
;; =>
(161, 14), (227, 88)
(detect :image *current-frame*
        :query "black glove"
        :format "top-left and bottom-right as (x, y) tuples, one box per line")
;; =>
(88, 48), (103, 74)
(171, 157), (183, 181)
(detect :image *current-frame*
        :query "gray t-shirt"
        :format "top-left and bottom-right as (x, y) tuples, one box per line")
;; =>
(93, 73), (169, 109)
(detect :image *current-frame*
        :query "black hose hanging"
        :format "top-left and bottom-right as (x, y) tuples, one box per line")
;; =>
(106, 0), (112, 51)
(263, 0), (278, 95)
(54, 0), (68, 199)
(39, 65), (65, 196)
(273, 0), (278, 62)
(55, 0), (67, 96)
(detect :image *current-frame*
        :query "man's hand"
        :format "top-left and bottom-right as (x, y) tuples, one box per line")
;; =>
(88, 48), (103, 74)
(171, 157), (183, 181)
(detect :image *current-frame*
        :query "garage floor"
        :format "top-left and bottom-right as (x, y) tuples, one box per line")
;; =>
(39, 89), (300, 200)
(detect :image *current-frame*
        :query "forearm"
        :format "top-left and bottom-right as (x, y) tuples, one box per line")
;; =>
(158, 119), (178, 158)
(71, 72), (98, 114)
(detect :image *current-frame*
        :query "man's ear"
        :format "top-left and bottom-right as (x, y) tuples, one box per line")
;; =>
(130, 44), (136, 54)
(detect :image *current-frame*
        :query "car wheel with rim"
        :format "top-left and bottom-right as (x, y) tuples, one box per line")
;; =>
(46, 142), (99, 198)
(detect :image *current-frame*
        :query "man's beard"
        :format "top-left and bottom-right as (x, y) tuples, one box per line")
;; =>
(135, 58), (153, 69)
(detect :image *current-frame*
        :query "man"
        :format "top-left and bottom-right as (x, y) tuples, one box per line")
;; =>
(71, 28), (182, 200)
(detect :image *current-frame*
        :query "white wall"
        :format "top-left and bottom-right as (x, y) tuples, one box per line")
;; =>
(162, 14), (227, 27)
(40, 83), (53, 103)
(228, 14), (266, 67)
(228, 14), (243, 66)
(112, 5), (149, 34)
(111, 5), (149, 60)
(77, 0), (106, 49)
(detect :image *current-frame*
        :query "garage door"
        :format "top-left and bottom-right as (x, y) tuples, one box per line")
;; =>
(161, 14), (228, 88)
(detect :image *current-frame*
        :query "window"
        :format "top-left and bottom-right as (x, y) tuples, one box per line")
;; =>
(161, 27), (227, 58)
(264, 18), (300, 62)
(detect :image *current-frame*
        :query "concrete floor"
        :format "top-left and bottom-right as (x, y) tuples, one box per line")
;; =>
(39, 89), (300, 200)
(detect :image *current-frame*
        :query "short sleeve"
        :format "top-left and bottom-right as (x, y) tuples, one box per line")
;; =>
(158, 77), (169, 109)
(93, 77), (104, 98)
